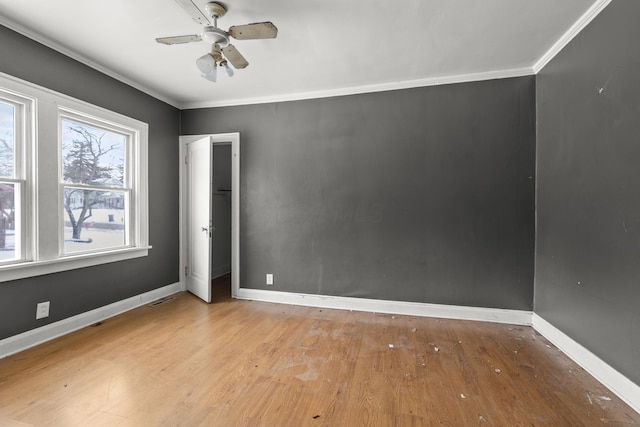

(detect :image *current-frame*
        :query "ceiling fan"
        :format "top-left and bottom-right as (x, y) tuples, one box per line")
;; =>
(156, 0), (278, 82)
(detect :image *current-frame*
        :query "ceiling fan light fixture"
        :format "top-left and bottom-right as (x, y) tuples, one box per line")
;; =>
(201, 69), (217, 82)
(196, 53), (216, 74)
(220, 60), (234, 77)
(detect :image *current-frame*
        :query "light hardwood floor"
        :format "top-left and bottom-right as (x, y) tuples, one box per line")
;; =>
(1, 275), (638, 426)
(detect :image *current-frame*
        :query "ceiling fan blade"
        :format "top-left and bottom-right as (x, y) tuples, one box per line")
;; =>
(174, 0), (210, 26)
(156, 34), (202, 45)
(222, 44), (249, 69)
(228, 22), (278, 40)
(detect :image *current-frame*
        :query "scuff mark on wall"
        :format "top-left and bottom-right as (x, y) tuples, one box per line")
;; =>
(596, 62), (640, 97)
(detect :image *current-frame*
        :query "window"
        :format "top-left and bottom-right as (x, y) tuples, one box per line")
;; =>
(60, 114), (130, 254)
(0, 72), (149, 282)
(0, 93), (30, 266)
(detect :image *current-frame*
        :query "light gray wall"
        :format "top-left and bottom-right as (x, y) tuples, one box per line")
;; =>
(536, 0), (640, 385)
(0, 25), (180, 340)
(182, 77), (536, 310)
(212, 144), (232, 278)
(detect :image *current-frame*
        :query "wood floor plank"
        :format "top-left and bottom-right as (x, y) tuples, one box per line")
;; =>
(1, 276), (638, 426)
(0, 416), (31, 427)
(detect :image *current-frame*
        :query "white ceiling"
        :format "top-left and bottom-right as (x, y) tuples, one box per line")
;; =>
(0, 0), (604, 109)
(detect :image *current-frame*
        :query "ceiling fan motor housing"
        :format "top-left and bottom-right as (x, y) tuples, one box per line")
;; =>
(202, 26), (229, 46)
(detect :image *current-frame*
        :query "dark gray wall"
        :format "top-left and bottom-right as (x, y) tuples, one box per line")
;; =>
(536, 0), (640, 385)
(212, 144), (232, 278)
(182, 77), (536, 310)
(0, 25), (180, 340)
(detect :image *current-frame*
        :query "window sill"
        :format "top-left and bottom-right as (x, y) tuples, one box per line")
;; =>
(0, 246), (152, 283)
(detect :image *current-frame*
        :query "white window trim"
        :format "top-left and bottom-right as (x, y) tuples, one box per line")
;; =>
(0, 88), (33, 265)
(0, 71), (150, 283)
(58, 108), (137, 255)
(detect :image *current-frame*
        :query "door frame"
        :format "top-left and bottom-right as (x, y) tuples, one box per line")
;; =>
(179, 132), (240, 298)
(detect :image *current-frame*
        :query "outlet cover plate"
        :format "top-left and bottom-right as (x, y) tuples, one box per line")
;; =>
(266, 273), (274, 286)
(36, 301), (50, 320)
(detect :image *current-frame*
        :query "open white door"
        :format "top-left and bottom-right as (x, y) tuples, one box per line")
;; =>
(186, 137), (213, 302)
(180, 132), (240, 301)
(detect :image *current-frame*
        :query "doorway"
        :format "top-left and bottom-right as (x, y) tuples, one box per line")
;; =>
(180, 133), (240, 303)
(211, 144), (232, 299)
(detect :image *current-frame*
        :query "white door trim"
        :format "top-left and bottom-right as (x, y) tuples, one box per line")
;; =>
(179, 133), (240, 299)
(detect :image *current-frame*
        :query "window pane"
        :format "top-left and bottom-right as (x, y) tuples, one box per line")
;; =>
(0, 182), (16, 261)
(61, 118), (126, 187)
(63, 188), (128, 254)
(0, 102), (15, 178)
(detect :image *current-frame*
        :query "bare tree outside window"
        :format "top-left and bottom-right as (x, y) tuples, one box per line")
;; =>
(61, 118), (128, 253)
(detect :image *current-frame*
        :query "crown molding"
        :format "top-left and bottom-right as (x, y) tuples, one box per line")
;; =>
(533, 0), (612, 74)
(0, 16), (181, 109)
(179, 67), (535, 109)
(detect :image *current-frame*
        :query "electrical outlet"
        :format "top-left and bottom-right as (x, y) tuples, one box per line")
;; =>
(266, 273), (274, 286)
(36, 301), (50, 320)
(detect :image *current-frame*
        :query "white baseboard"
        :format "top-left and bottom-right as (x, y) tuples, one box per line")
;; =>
(0, 282), (182, 359)
(235, 288), (533, 325)
(532, 314), (640, 414)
